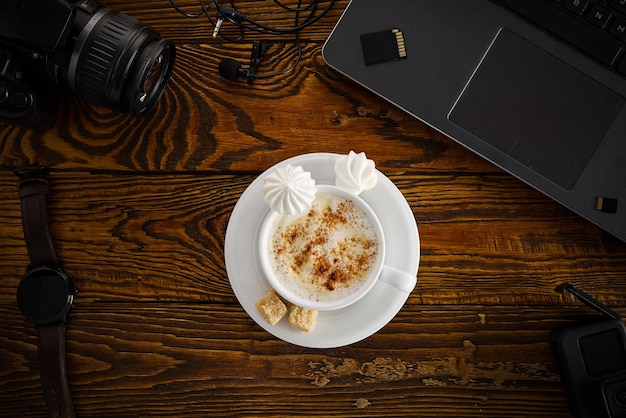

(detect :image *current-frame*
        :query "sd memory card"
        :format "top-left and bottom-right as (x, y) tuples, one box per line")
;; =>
(360, 28), (407, 65)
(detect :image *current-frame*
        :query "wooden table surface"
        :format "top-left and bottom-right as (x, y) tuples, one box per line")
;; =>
(2, 1), (626, 416)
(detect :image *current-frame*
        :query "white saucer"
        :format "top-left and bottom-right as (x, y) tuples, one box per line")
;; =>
(224, 153), (420, 348)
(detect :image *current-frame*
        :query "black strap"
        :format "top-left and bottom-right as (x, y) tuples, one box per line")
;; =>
(38, 323), (75, 418)
(16, 167), (59, 266)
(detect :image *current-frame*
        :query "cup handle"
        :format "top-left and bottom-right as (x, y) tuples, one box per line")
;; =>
(378, 265), (417, 293)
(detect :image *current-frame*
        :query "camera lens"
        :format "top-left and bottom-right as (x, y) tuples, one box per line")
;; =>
(67, 8), (175, 114)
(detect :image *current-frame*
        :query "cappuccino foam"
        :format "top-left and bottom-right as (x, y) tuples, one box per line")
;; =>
(267, 192), (380, 304)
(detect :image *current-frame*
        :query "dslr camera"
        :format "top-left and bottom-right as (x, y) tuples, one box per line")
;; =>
(553, 284), (626, 418)
(0, 0), (175, 130)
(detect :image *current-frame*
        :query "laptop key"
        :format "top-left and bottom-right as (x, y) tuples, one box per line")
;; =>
(563, 0), (589, 15)
(611, 0), (626, 14)
(505, 0), (623, 66)
(587, 5), (612, 29)
(610, 16), (626, 41)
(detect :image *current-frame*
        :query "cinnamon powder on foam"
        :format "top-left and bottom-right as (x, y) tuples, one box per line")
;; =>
(269, 193), (379, 301)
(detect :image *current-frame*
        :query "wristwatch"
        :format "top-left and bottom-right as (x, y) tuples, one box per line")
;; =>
(14, 165), (77, 418)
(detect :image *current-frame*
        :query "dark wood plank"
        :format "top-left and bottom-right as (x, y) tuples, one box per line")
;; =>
(2, 172), (625, 305)
(1, 304), (601, 417)
(0, 43), (484, 173)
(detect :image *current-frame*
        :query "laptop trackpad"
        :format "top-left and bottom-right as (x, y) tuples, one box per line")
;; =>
(449, 29), (623, 190)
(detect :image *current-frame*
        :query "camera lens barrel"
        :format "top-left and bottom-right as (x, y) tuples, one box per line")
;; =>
(68, 7), (175, 114)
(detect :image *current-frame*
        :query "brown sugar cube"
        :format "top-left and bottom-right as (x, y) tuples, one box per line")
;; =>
(256, 289), (288, 325)
(288, 305), (318, 332)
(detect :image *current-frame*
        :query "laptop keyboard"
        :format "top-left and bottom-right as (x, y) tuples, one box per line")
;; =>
(493, 0), (626, 76)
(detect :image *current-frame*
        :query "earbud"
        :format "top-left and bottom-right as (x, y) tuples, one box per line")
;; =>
(218, 58), (253, 81)
(218, 41), (269, 84)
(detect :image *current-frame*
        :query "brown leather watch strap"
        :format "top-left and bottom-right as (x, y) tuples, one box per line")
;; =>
(16, 168), (59, 266)
(15, 166), (76, 418)
(38, 323), (75, 418)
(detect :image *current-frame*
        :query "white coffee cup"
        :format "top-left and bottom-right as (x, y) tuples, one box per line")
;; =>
(259, 184), (416, 311)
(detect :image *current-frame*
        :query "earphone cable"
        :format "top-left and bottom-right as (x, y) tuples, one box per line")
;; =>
(171, 0), (335, 37)
(170, 0), (334, 79)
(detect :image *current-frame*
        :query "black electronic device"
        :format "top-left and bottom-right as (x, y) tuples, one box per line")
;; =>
(553, 284), (626, 418)
(0, 0), (175, 129)
(219, 40), (268, 84)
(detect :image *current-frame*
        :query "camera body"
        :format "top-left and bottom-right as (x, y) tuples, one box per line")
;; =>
(0, 0), (175, 129)
(553, 286), (626, 418)
(0, 50), (57, 130)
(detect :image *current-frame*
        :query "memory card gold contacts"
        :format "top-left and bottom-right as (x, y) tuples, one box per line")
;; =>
(360, 28), (407, 65)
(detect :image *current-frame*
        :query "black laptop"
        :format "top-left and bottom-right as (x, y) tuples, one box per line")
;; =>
(323, 0), (626, 242)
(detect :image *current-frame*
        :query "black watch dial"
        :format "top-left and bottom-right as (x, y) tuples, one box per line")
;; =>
(17, 266), (75, 325)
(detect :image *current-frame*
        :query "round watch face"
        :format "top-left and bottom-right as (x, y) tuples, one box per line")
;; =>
(17, 266), (74, 324)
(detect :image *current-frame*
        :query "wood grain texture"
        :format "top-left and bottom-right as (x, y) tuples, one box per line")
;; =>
(2, 172), (624, 306)
(1, 0), (626, 416)
(2, 304), (608, 417)
(0, 42), (473, 173)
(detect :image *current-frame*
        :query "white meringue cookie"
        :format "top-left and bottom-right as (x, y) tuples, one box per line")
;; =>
(263, 164), (317, 215)
(334, 151), (377, 195)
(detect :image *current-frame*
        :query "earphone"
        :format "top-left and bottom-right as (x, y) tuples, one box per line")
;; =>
(170, 0), (335, 83)
(218, 39), (303, 83)
(218, 41), (269, 84)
